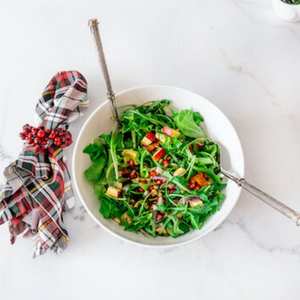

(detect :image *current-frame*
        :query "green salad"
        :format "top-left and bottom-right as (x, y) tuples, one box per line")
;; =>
(83, 100), (226, 238)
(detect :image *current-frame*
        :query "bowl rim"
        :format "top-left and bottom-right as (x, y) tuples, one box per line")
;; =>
(72, 84), (245, 248)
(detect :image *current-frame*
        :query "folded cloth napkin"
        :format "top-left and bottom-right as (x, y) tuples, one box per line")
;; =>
(0, 71), (88, 258)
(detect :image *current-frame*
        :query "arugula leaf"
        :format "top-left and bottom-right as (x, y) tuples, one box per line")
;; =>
(188, 203), (212, 215)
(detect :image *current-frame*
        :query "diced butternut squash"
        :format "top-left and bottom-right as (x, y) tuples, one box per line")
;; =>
(190, 173), (208, 187)
(146, 142), (159, 152)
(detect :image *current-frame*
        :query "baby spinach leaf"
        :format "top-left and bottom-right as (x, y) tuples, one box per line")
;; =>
(174, 109), (206, 138)
(84, 155), (107, 182)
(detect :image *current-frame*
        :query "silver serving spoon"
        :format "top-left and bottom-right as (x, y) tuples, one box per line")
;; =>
(218, 143), (300, 226)
(88, 18), (300, 226)
(88, 18), (121, 128)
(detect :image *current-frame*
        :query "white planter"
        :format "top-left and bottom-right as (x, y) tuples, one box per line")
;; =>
(273, 0), (300, 22)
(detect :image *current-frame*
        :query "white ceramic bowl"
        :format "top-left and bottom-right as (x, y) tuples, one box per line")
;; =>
(73, 85), (244, 248)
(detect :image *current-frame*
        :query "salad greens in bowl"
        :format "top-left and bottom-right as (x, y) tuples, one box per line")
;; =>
(73, 86), (244, 247)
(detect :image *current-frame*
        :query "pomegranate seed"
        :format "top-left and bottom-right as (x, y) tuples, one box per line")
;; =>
(58, 131), (64, 136)
(48, 134), (55, 139)
(37, 126), (43, 131)
(61, 136), (66, 142)
(197, 144), (204, 150)
(31, 128), (37, 135)
(168, 212), (172, 215)
(26, 138), (33, 144)
(147, 204), (151, 210)
(157, 214), (164, 221)
(37, 130), (45, 138)
(23, 129), (29, 135)
(41, 140), (47, 145)
(34, 137), (40, 145)
(54, 137), (61, 143)
(27, 133), (33, 139)
(149, 171), (157, 177)
(162, 180), (167, 183)
(140, 181), (146, 184)
(179, 139), (183, 142)
(51, 130), (56, 136)
(54, 141), (61, 147)
(19, 133), (26, 140)
(129, 160), (135, 167)
(195, 185), (200, 191)
(149, 186), (154, 191)
(22, 124), (29, 131)
(162, 160), (169, 167)
(130, 171), (137, 179)
(45, 129), (50, 134)
(61, 144), (67, 148)
(189, 183), (195, 190)
(189, 145), (194, 154)
(156, 180), (162, 185)
(138, 187), (144, 193)
(169, 188), (176, 194)
(167, 156), (171, 161)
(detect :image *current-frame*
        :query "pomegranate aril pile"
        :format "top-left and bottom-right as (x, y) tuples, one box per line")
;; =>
(20, 124), (73, 148)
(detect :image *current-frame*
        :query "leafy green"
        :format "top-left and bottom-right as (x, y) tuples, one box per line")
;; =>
(83, 100), (227, 239)
(174, 109), (206, 138)
(84, 139), (108, 182)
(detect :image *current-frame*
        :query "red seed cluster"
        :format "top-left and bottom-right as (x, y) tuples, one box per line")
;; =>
(19, 124), (73, 148)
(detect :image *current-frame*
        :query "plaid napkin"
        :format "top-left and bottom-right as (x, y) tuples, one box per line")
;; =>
(0, 71), (88, 258)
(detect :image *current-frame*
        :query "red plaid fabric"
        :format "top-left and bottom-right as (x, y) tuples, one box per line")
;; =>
(0, 71), (88, 258)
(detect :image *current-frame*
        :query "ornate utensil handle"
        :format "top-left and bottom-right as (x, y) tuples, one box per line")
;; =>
(222, 169), (300, 226)
(88, 18), (121, 126)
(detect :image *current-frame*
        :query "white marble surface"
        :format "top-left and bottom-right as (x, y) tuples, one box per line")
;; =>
(1, 0), (300, 299)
